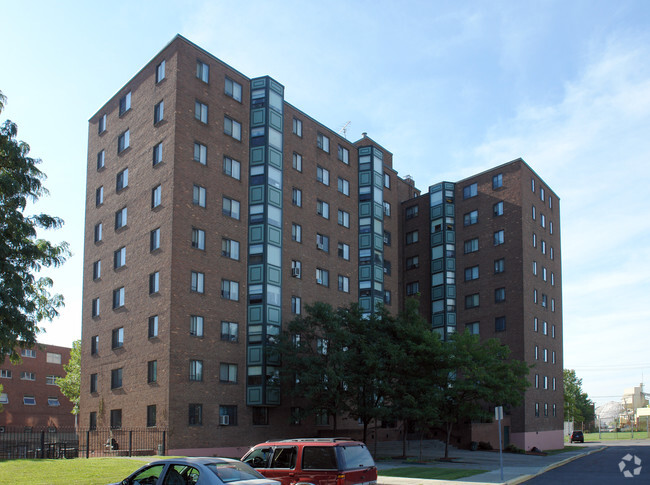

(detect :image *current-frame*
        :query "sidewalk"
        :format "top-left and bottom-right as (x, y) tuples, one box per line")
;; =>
(372, 440), (604, 485)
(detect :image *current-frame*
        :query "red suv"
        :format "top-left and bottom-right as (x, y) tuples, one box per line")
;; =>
(241, 438), (377, 485)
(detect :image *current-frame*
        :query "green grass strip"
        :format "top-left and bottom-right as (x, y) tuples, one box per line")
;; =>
(379, 466), (487, 480)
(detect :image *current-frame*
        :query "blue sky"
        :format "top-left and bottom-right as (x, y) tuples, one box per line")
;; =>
(3, 0), (650, 407)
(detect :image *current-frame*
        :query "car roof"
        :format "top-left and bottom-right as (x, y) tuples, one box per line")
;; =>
(257, 438), (365, 446)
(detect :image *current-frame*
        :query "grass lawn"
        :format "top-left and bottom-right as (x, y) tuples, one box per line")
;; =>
(564, 431), (649, 442)
(0, 457), (153, 485)
(379, 466), (487, 480)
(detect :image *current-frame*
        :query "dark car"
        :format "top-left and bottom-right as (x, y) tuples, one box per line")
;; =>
(108, 457), (281, 485)
(570, 431), (584, 443)
(242, 438), (377, 485)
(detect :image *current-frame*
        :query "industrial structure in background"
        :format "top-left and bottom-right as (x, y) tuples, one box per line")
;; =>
(79, 35), (564, 454)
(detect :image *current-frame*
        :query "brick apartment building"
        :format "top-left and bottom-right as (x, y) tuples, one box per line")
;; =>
(0, 344), (75, 429)
(80, 35), (563, 453)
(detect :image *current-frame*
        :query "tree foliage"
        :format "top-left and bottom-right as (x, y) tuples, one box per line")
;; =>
(57, 339), (80, 415)
(564, 369), (594, 425)
(0, 91), (69, 362)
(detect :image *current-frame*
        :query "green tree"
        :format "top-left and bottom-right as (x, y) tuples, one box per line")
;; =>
(436, 332), (529, 458)
(0, 91), (69, 362)
(57, 339), (80, 418)
(564, 369), (594, 428)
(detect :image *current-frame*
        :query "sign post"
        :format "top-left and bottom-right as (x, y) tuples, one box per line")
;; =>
(495, 406), (504, 482)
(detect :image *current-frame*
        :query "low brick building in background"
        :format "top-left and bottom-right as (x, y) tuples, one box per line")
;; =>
(0, 344), (75, 430)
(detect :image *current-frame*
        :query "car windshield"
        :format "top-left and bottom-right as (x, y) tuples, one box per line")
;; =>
(207, 462), (265, 482)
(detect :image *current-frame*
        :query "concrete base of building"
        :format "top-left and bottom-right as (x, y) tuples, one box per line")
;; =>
(510, 429), (563, 451)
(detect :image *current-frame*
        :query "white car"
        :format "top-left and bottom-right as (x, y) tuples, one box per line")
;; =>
(109, 457), (282, 485)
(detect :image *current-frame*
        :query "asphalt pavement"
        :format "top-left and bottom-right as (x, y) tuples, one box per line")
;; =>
(371, 439), (605, 485)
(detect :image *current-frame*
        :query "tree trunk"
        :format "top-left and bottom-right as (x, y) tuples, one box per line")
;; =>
(444, 422), (453, 459)
(402, 420), (408, 458)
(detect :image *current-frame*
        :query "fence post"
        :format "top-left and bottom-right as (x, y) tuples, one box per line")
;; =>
(86, 430), (90, 459)
(129, 430), (133, 457)
(40, 430), (45, 459)
(162, 430), (166, 456)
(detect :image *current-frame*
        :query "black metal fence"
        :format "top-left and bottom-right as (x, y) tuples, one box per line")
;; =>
(0, 426), (167, 460)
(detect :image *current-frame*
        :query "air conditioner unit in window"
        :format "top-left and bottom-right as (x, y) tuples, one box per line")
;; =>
(316, 278), (323, 285)
(292, 267), (301, 277)
(316, 242), (324, 250)
(219, 415), (230, 426)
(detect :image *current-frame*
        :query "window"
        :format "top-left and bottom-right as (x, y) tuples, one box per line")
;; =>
(150, 228), (161, 251)
(155, 60), (165, 83)
(222, 197), (240, 219)
(406, 282), (419, 296)
(542, 320), (548, 335)
(317, 200), (329, 219)
(463, 183), (477, 199)
(494, 258), (505, 274)
(317, 166), (330, 185)
(221, 279), (239, 301)
(466, 322), (479, 335)
(493, 230), (505, 246)
(383, 201), (391, 216)
(493, 201), (504, 216)
(189, 404), (203, 425)
(337, 242), (350, 261)
(90, 373), (97, 393)
(97, 150), (105, 170)
(542, 294), (548, 308)
(224, 116), (242, 140)
(111, 368), (123, 389)
(292, 118), (302, 136)
(292, 188), (302, 206)
(535, 374), (539, 389)
(93, 260), (101, 280)
(552, 324), (556, 339)
(406, 256), (419, 269)
(148, 315), (159, 338)
(292, 223), (302, 242)
(338, 145), (349, 164)
(119, 91), (131, 116)
(89, 335), (98, 356)
(384, 230), (391, 246)
(338, 275), (350, 293)
(533, 261), (538, 275)
(552, 350), (556, 364)
(465, 293), (479, 309)
(152, 142), (163, 165)
(551, 298), (555, 312)
(225, 78), (242, 102)
(24, 395), (36, 405)
(337, 209), (350, 228)
(46, 352), (62, 364)
(495, 316), (506, 332)
(112, 287), (125, 309)
(117, 130), (130, 153)
(532, 205), (536, 220)
(533, 232), (537, 248)
(549, 195), (553, 209)
(291, 260), (301, 278)
(541, 213), (546, 228)
(95, 186), (103, 206)
(317, 133), (330, 152)
(193, 142), (207, 165)
(21, 371), (36, 381)
(406, 231), (419, 244)
(115, 207), (127, 229)
(196, 60), (209, 83)
(405, 205), (419, 219)
(292, 152), (302, 171)
(193, 185), (206, 207)
(0, 369), (12, 379)
(221, 321), (238, 342)
(220, 363), (238, 383)
(220, 405), (237, 426)
(222, 238), (240, 260)
(147, 405), (157, 427)
(149, 271), (160, 294)
(550, 247), (554, 260)
(189, 360), (203, 381)
(223, 156), (241, 180)
(543, 267), (547, 282)
(464, 238), (479, 254)
(154, 100), (164, 124)
(543, 348), (548, 362)
(191, 228), (205, 250)
(550, 221), (554, 234)
(111, 327), (124, 349)
(195, 101), (208, 123)
(384, 172), (391, 188)
(190, 315), (204, 337)
(464, 266), (479, 281)
(316, 233), (329, 252)
(337, 177), (350, 196)
(495, 287), (506, 303)
(542, 240), (547, 254)
(98, 114), (106, 134)
(291, 296), (301, 315)
(190, 271), (205, 293)
(531, 178), (535, 192)
(540, 187), (545, 201)
(316, 268), (329, 286)
(492, 173), (503, 189)
(151, 185), (162, 208)
(464, 210), (478, 226)
(91, 298), (100, 317)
